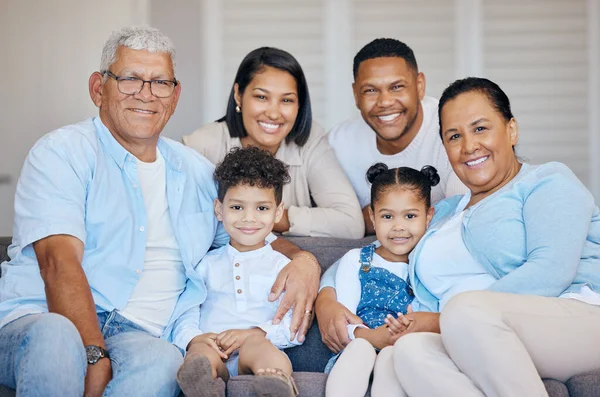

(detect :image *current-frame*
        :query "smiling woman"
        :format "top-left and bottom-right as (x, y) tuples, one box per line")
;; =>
(390, 77), (600, 397)
(183, 47), (364, 238)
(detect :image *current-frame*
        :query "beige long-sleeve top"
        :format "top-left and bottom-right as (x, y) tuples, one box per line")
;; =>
(183, 121), (364, 238)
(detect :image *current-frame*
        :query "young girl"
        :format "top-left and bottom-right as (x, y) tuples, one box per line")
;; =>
(325, 163), (439, 397)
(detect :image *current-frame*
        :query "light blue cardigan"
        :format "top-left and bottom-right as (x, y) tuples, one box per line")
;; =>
(410, 162), (600, 312)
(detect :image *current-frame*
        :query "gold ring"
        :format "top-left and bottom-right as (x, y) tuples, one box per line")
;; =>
(304, 309), (313, 315)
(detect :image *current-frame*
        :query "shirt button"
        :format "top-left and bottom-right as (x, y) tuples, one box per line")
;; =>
(139, 226), (145, 232)
(235, 276), (241, 280)
(234, 263), (240, 267)
(237, 289), (242, 294)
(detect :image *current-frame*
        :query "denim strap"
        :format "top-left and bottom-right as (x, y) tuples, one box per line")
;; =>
(359, 244), (376, 273)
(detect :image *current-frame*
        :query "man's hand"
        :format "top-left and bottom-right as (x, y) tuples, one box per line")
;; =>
(272, 209), (290, 233)
(315, 287), (362, 353)
(269, 251), (320, 343)
(362, 205), (375, 235)
(216, 328), (265, 357)
(84, 359), (112, 397)
(187, 333), (227, 360)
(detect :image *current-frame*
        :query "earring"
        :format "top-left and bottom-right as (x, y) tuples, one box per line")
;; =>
(235, 105), (241, 113)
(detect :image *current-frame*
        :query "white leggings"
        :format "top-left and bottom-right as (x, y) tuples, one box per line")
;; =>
(393, 290), (600, 397)
(326, 338), (406, 397)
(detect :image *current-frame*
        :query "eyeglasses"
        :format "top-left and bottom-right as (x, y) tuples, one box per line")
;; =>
(102, 71), (178, 98)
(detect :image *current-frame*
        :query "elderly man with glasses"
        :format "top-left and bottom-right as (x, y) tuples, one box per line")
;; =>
(0, 26), (320, 397)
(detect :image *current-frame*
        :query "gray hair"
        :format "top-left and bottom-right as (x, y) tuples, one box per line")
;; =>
(100, 26), (177, 75)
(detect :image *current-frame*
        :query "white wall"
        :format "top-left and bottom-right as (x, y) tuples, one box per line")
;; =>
(0, 0), (598, 236)
(0, 0), (148, 235)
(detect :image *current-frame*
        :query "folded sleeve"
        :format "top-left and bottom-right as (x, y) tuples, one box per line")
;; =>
(257, 301), (303, 349)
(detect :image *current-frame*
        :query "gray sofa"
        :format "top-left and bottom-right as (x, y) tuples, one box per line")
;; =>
(1, 235), (599, 396)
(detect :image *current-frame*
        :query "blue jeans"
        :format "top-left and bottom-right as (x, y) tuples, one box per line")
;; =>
(0, 311), (183, 397)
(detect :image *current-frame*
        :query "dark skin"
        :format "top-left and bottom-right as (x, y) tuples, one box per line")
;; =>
(352, 57), (426, 236)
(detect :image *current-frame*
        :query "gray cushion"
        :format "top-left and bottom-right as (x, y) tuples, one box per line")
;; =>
(283, 235), (376, 271)
(566, 370), (600, 397)
(226, 372), (326, 397)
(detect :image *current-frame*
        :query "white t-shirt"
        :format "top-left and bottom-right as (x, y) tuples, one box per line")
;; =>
(119, 149), (187, 336)
(416, 197), (496, 311)
(328, 96), (467, 208)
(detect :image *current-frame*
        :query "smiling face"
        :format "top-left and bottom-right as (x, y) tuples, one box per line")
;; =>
(369, 186), (433, 263)
(353, 57), (425, 154)
(214, 184), (284, 252)
(89, 46), (180, 154)
(234, 66), (299, 154)
(440, 91), (521, 203)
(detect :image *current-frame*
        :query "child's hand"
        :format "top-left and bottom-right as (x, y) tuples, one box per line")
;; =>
(216, 328), (266, 357)
(385, 311), (413, 335)
(188, 332), (228, 360)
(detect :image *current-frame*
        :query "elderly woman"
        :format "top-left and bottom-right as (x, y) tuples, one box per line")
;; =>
(389, 77), (600, 396)
(183, 47), (363, 239)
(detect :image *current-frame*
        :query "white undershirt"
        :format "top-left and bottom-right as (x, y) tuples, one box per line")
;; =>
(416, 200), (496, 311)
(328, 97), (467, 208)
(119, 149), (186, 336)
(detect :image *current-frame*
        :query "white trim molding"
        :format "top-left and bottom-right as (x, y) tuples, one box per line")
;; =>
(454, 0), (484, 78)
(589, 0), (600, 200)
(200, 0), (224, 124)
(323, 0), (355, 129)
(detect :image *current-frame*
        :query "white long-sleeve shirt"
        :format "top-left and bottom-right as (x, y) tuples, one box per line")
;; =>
(335, 246), (409, 338)
(185, 243), (302, 349)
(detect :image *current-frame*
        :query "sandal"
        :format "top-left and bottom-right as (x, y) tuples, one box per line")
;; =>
(177, 354), (225, 397)
(252, 368), (299, 397)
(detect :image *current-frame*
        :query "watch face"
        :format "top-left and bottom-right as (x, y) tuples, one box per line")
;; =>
(86, 346), (102, 364)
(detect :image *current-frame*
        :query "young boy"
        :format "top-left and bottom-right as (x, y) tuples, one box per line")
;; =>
(177, 146), (301, 397)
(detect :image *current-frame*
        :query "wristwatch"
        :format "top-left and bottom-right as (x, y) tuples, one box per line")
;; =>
(85, 345), (109, 365)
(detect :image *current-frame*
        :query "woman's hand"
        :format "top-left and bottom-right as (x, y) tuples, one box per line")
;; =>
(269, 251), (321, 342)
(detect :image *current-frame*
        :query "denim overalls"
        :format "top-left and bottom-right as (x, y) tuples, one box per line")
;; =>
(324, 244), (413, 373)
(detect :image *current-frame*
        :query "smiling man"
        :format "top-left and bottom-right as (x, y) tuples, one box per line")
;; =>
(328, 38), (466, 235)
(0, 26), (320, 397)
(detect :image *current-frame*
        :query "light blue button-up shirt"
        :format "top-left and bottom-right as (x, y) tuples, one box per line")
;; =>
(0, 117), (228, 350)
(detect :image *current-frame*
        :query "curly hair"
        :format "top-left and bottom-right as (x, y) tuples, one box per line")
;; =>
(214, 146), (291, 204)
